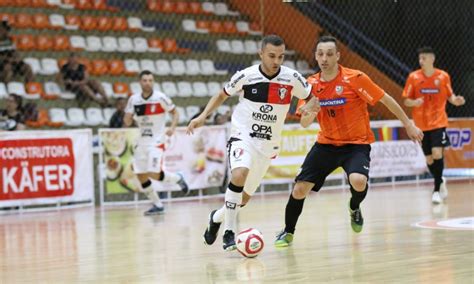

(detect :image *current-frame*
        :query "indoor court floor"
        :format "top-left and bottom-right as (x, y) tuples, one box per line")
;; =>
(1, 180), (473, 283)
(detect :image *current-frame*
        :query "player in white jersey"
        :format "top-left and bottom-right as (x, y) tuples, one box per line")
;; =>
(187, 35), (320, 251)
(124, 70), (189, 216)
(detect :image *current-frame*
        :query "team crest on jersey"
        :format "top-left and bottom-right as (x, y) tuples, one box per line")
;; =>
(434, 79), (440, 86)
(335, 85), (344, 95)
(233, 148), (244, 159)
(278, 87), (287, 100)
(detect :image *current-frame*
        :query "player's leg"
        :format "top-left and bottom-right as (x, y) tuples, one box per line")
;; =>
(431, 127), (451, 201)
(343, 145), (370, 230)
(275, 143), (338, 247)
(147, 145), (189, 195)
(342, 145), (371, 233)
(134, 146), (164, 215)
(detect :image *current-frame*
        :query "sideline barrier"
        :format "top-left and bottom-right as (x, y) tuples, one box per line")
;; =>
(0, 129), (94, 210)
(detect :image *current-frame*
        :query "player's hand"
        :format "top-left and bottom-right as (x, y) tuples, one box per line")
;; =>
(299, 97), (320, 116)
(165, 128), (175, 137)
(406, 122), (423, 143)
(413, 98), (424, 107)
(186, 116), (206, 135)
(453, 95), (465, 106)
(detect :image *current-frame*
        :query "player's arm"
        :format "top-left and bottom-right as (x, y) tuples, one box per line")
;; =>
(123, 112), (133, 127)
(448, 94), (465, 106)
(402, 75), (423, 107)
(379, 93), (423, 143)
(166, 107), (179, 136)
(300, 112), (317, 128)
(186, 90), (228, 134)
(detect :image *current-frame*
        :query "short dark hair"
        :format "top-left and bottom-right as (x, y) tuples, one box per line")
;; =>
(316, 36), (338, 50)
(139, 70), (153, 78)
(261, 34), (285, 49)
(417, 46), (435, 55)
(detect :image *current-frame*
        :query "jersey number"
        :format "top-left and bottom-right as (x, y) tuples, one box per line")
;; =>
(326, 109), (336, 117)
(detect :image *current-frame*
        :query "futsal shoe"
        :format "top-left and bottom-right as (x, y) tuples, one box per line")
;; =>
(349, 204), (364, 233)
(432, 192), (442, 204)
(177, 173), (189, 195)
(274, 230), (294, 247)
(144, 205), (164, 216)
(440, 177), (448, 199)
(203, 210), (221, 245)
(223, 230), (236, 251)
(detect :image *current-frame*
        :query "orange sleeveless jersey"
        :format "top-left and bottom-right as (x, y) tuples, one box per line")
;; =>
(301, 65), (385, 145)
(402, 68), (453, 131)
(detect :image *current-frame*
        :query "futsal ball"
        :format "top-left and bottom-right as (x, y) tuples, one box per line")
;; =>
(236, 228), (264, 258)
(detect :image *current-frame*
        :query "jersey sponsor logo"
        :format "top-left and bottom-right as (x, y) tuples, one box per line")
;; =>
(420, 88), (440, 94)
(319, 98), (347, 107)
(249, 76), (263, 82)
(141, 128), (153, 137)
(250, 124), (272, 140)
(293, 72), (308, 88)
(447, 128), (471, 149)
(277, 77), (291, 83)
(229, 73), (245, 88)
(252, 112), (277, 123)
(225, 201), (237, 209)
(259, 104), (273, 113)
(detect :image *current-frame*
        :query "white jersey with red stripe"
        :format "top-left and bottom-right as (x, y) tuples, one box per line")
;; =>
(224, 64), (311, 157)
(125, 91), (175, 146)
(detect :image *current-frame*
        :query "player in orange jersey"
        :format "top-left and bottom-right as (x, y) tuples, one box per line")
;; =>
(274, 36), (424, 247)
(402, 47), (465, 204)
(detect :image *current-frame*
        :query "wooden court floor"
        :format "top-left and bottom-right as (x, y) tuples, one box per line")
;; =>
(1, 180), (473, 283)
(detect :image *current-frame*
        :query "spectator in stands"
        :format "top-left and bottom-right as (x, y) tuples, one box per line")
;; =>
(57, 52), (109, 107)
(109, 98), (127, 128)
(0, 20), (34, 83)
(0, 93), (25, 131)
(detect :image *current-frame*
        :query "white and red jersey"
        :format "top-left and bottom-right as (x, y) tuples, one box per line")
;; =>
(224, 64), (311, 157)
(125, 91), (175, 146)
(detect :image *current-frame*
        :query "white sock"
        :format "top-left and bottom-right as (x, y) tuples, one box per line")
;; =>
(213, 205), (225, 223)
(224, 189), (242, 232)
(163, 171), (180, 183)
(143, 182), (163, 208)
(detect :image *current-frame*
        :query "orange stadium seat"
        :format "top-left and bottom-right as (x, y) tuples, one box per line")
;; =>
(111, 17), (128, 31)
(91, 0), (109, 10)
(189, 2), (204, 14)
(81, 16), (97, 31)
(162, 1), (177, 13)
(76, 0), (92, 10)
(113, 82), (130, 97)
(25, 82), (43, 99)
(33, 14), (51, 29)
(14, 14), (34, 29)
(31, 0), (49, 7)
(209, 21), (223, 34)
(195, 20), (209, 33)
(96, 16), (112, 31)
(53, 35), (71, 51)
(37, 35), (54, 51)
(65, 15), (81, 28)
(249, 22), (263, 34)
(147, 38), (163, 52)
(78, 58), (92, 72)
(223, 21), (238, 34)
(14, 35), (35, 51)
(15, 0), (30, 6)
(147, 0), (160, 11)
(90, 59), (108, 76)
(0, 0), (14, 6)
(108, 60), (125, 76)
(162, 38), (179, 53)
(175, 2), (190, 14)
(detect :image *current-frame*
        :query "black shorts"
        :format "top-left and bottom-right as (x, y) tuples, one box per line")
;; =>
(421, 127), (451, 155)
(296, 143), (371, 192)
